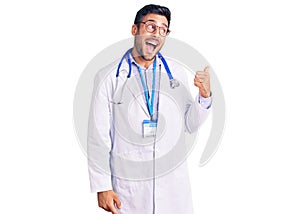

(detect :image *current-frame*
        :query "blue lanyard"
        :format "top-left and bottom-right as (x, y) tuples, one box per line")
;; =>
(137, 58), (157, 119)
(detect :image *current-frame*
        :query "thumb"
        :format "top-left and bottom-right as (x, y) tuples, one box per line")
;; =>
(113, 193), (122, 209)
(108, 201), (119, 214)
(204, 66), (209, 72)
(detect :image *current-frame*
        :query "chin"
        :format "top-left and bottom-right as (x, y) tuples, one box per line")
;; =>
(143, 52), (157, 61)
(145, 55), (156, 61)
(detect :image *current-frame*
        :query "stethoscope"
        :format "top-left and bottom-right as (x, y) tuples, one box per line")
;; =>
(116, 48), (180, 89)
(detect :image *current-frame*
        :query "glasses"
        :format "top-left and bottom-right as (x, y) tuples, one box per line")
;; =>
(139, 21), (170, 37)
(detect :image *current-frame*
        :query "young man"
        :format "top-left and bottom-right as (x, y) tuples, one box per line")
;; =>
(88, 4), (212, 214)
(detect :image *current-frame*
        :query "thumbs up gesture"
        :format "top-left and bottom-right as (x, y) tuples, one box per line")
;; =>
(194, 66), (211, 98)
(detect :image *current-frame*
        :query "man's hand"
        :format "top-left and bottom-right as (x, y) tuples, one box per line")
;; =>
(194, 66), (211, 98)
(97, 190), (121, 214)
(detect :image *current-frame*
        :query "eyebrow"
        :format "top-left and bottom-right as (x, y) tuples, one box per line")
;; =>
(145, 19), (169, 28)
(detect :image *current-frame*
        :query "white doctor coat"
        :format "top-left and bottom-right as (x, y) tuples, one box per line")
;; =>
(88, 54), (210, 214)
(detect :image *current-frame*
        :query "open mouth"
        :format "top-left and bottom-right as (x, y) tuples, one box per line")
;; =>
(145, 40), (159, 53)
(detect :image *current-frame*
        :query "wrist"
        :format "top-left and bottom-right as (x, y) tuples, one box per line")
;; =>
(199, 91), (211, 98)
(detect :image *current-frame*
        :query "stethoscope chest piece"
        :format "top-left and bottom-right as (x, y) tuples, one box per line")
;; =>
(170, 79), (180, 89)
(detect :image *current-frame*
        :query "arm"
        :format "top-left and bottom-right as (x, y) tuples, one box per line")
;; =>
(184, 66), (212, 133)
(87, 72), (121, 213)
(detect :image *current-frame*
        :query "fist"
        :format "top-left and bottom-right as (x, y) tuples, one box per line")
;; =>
(194, 66), (211, 98)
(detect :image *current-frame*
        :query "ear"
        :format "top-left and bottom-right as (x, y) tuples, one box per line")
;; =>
(131, 24), (138, 36)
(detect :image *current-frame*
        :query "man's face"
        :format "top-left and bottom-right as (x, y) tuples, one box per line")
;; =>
(132, 13), (169, 61)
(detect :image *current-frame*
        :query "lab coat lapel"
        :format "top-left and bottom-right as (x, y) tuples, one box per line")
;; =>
(116, 59), (149, 117)
(125, 75), (150, 117)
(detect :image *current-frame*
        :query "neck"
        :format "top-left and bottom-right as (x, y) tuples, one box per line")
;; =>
(131, 48), (155, 68)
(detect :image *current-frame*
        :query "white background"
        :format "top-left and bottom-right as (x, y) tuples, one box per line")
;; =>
(1, 0), (299, 213)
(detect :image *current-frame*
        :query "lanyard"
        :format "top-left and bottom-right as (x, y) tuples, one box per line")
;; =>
(137, 58), (157, 120)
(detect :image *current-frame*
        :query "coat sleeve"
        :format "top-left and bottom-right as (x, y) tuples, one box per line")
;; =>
(87, 70), (114, 193)
(170, 60), (211, 133)
(184, 94), (211, 133)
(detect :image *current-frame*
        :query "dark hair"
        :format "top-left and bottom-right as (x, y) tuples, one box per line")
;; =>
(134, 4), (171, 27)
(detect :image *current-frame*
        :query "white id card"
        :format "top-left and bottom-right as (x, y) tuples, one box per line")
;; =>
(142, 120), (157, 137)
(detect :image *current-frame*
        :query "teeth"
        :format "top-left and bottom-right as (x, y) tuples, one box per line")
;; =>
(146, 40), (158, 46)
(148, 42), (157, 46)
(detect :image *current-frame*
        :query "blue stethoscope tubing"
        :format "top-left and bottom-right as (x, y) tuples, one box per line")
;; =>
(116, 48), (180, 89)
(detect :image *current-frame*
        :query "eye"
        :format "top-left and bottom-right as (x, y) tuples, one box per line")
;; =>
(160, 28), (167, 34)
(147, 24), (156, 32)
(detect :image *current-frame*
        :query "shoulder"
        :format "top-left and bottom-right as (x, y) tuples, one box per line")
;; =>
(94, 60), (118, 83)
(161, 56), (191, 86)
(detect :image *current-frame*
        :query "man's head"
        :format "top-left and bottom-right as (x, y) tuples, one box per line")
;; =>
(134, 4), (171, 27)
(131, 4), (171, 64)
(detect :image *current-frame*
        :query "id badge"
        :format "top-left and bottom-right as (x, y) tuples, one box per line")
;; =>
(142, 120), (157, 138)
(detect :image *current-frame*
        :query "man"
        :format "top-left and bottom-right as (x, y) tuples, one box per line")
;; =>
(88, 4), (212, 214)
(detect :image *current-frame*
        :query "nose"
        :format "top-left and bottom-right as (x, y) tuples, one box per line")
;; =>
(152, 27), (160, 37)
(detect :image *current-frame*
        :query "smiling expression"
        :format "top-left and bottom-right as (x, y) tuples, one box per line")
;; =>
(131, 14), (169, 67)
